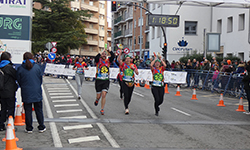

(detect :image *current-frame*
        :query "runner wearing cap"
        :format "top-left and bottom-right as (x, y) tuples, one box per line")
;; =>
(118, 49), (139, 115)
(150, 54), (166, 116)
(94, 49), (115, 115)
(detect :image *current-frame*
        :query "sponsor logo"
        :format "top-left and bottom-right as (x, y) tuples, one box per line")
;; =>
(172, 37), (193, 53)
(0, 0), (27, 8)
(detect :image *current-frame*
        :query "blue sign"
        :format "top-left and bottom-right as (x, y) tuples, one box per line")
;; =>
(0, 15), (30, 40)
(48, 52), (56, 60)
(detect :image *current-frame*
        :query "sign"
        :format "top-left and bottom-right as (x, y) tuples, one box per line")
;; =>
(51, 47), (57, 53)
(206, 33), (220, 52)
(46, 42), (52, 50)
(116, 44), (123, 49)
(148, 14), (179, 27)
(0, 40), (7, 55)
(0, 15), (30, 40)
(51, 42), (57, 47)
(123, 47), (130, 54)
(48, 52), (56, 60)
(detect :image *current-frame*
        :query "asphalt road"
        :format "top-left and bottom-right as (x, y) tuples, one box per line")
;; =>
(0, 76), (250, 150)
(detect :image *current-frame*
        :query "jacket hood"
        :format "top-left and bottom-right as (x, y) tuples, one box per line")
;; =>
(0, 60), (10, 68)
(238, 64), (245, 68)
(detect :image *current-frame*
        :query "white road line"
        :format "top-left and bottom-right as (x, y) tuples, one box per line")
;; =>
(133, 91), (144, 97)
(63, 124), (93, 130)
(68, 136), (100, 144)
(54, 104), (79, 107)
(56, 109), (82, 113)
(60, 115), (87, 119)
(42, 85), (62, 147)
(66, 79), (120, 148)
(45, 84), (68, 87)
(51, 96), (74, 99)
(47, 88), (69, 90)
(171, 107), (191, 116)
(48, 90), (70, 93)
(52, 99), (77, 103)
(49, 93), (72, 96)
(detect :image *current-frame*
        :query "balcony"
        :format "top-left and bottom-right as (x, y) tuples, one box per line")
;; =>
(81, 3), (98, 12)
(145, 42), (149, 49)
(145, 25), (149, 33)
(114, 15), (124, 25)
(114, 30), (124, 39)
(99, 41), (105, 48)
(99, 30), (105, 37)
(125, 12), (133, 21)
(87, 40), (98, 46)
(99, 8), (105, 15)
(107, 37), (112, 41)
(85, 28), (98, 34)
(83, 17), (98, 23)
(125, 29), (132, 37)
(117, 2), (127, 11)
(99, 19), (105, 26)
(71, 1), (80, 9)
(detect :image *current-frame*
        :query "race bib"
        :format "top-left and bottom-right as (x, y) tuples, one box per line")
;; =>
(123, 68), (134, 82)
(152, 73), (164, 87)
(97, 66), (109, 80)
(76, 68), (84, 74)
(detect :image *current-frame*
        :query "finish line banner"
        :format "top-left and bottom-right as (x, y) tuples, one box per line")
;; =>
(44, 64), (187, 84)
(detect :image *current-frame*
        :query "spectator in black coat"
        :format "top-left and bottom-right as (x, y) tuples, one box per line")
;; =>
(0, 52), (18, 131)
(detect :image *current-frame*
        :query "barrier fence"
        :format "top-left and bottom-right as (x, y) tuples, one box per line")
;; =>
(43, 63), (247, 98)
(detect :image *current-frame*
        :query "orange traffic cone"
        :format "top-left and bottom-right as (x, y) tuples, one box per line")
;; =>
(2, 116), (19, 142)
(217, 93), (225, 107)
(236, 97), (246, 112)
(21, 105), (25, 123)
(4, 123), (22, 150)
(135, 79), (140, 87)
(144, 80), (150, 89)
(164, 84), (169, 94)
(14, 105), (25, 126)
(191, 88), (198, 100)
(175, 86), (182, 96)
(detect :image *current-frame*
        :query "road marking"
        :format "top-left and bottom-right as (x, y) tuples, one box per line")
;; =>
(52, 99), (77, 103)
(63, 124), (93, 130)
(68, 136), (100, 144)
(45, 84), (68, 86)
(48, 90), (70, 93)
(171, 107), (191, 116)
(66, 79), (120, 148)
(51, 96), (74, 99)
(47, 88), (69, 90)
(133, 91), (144, 97)
(60, 115), (87, 119)
(49, 93), (72, 96)
(54, 104), (79, 107)
(56, 109), (82, 113)
(42, 85), (62, 147)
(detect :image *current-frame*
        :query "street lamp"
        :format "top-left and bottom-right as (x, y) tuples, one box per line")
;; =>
(125, 2), (167, 60)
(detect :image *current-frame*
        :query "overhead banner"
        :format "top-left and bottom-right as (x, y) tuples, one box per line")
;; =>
(44, 64), (187, 84)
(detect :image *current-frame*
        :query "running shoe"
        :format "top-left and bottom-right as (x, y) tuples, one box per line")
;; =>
(24, 129), (33, 134)
(100, 109), (104, 115)
(39, 128), (46, 133)
(78, 95), (81, 100)
(125, 109), (129, 115)
(155, 112), (159, 116)
(94, 99), (99, 106)
(244, 111), (250, 115)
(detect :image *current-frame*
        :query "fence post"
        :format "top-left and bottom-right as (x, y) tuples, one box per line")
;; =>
(223, 73), (233, 96)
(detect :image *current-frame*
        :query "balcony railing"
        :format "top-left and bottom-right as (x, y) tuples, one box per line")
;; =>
(145, 42), (150, 49)
(125, 12), (133, 20)
(81, 3), (98, 12)
(114, 15), (124, 24)
(114, 30), (124, 38)
(125, 29), (132, 36)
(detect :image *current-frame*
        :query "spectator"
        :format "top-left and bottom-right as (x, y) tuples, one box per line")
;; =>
(242, 61), (250, 115)
(185, 59), (193, 88)
(139, 59), (146, 69)
(171, 60), (175, 69)
(0, 52), (18, 131)
(193, 61), (201, 88)
(17, 52), (46, 133)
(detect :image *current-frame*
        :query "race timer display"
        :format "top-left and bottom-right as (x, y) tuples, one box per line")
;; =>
(148, 14), (180, 27)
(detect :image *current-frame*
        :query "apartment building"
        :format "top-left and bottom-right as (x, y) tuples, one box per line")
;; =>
(107, 27), (112, 51)
(112, 2), (150, 60)
(70, 0), (108, 56)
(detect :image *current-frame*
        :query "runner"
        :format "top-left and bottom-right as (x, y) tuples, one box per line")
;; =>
(150, 54), (166, 116)
(115, 56), (124, 100)
(118, 49), (139, 115)
(73, 57), (89, 99)
(94, 49), (115, 115)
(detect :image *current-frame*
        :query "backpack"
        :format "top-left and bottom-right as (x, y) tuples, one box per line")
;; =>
(0, 68), (4, 91)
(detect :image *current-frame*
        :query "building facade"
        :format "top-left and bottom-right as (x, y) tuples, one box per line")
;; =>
(149, 4), (250, 62)
(112, 2), (150, 60)
(70, 0), (108, 56)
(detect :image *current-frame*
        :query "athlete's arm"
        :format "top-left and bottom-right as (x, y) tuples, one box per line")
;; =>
(132, 65), (139, 75)
(160, 56), (167, 70)
(150, 57), (157, 71)
(109, 50), (115, 63)
(117, 49), (123, 66)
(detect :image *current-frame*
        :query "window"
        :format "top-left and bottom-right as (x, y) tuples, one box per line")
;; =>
(71, 7), (74, 11)
(75, 0), (79, 2)
(134, 19), (136, 28)
(239, 14), (245, 31)
(100, 37), (104, 41)
(89, 46), (93, 52)
(157, 27), (161, 38)
(89, 24), (93, 29)
(185, 21), (197, 35)
(89, 1), (93, 6)
(217, 19), (222, 33)
(227, 16), (233, 33)
(138, 36), (143, 44)
(138, 17), (143, 26)
(152, 27), (155, 39)
(89, 35), (93, 40)
(100, 26), (104, 30)
(134, 37), (136, 45)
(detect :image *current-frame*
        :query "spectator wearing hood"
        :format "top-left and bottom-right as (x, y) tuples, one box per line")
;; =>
(0, 52), (18, 131)
(17, 52), (46, 133)
(242, 61), (250, 115)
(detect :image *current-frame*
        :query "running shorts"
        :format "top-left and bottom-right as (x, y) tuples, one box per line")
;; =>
(95, 79), (110, 93)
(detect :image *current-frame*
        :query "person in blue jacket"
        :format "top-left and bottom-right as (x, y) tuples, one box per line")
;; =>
(17, 52), (46, 134)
